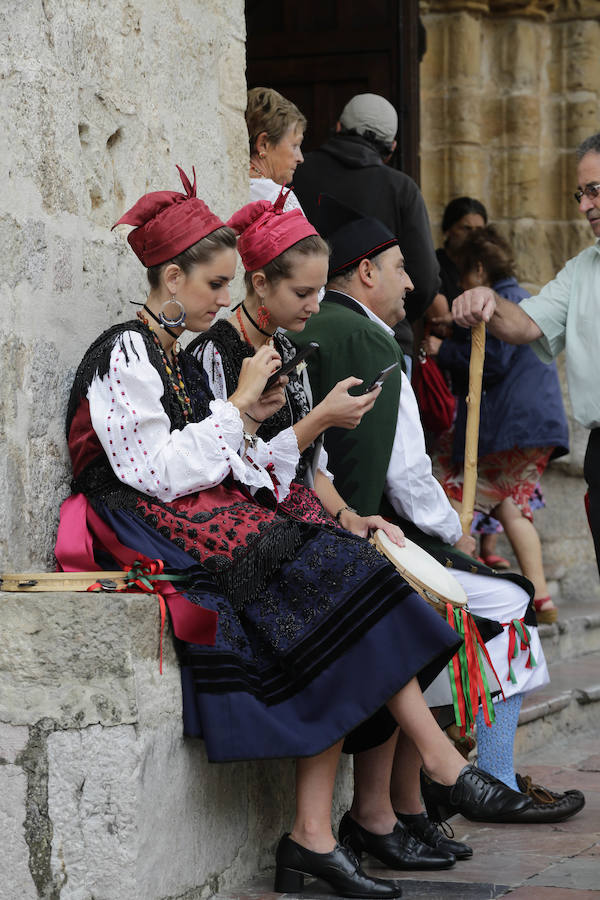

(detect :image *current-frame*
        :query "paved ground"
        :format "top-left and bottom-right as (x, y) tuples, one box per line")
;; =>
(213, 732), (600, 900)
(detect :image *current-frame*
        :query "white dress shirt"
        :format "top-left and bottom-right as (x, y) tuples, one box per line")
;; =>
(345, 295), (462, 545)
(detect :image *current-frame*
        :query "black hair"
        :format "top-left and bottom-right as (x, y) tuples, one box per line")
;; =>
(576, 132), (600, 160)
(441, 197), (488, 233)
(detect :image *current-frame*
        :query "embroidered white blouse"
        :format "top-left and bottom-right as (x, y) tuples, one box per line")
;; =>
(86, 330), (300, 502)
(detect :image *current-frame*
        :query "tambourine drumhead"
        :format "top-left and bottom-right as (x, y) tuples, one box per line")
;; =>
(371, 529), (468, 609)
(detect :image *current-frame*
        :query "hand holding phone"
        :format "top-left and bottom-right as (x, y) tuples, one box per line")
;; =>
(362, 362), (400, 393)
(264, 342), (319, 391)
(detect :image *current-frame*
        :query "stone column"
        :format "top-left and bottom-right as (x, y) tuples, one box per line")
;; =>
(419, 0), (600, 599)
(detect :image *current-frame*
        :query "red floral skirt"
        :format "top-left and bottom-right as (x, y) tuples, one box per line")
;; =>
(437, 439), (553, 522)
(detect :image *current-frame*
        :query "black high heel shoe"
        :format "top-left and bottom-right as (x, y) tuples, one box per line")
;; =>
(421, 764), (533, 824)
(274, 833), (404, 898)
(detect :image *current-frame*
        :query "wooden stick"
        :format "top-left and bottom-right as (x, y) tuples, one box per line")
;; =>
(0, 571), (130, 592)
(460, 321), (486, 537)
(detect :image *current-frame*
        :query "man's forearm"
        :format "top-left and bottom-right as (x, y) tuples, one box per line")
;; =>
(487, 294), (541, 344)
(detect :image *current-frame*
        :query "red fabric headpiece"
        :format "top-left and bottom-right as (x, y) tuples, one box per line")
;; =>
(112, 166), (226, 267)
(227, 189), (320, 271)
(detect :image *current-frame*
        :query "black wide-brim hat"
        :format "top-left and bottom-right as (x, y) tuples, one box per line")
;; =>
(314, 194), (398, 277)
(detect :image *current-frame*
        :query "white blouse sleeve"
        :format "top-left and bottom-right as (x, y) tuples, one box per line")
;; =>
(86, 331), (289, 501)
(384, 372), (463, 545)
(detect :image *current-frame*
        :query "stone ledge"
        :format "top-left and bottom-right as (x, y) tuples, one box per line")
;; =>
(0, 590), (353, 899)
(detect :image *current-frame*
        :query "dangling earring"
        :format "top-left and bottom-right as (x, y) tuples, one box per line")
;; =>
(159, 296), (186, 329)
(257, 303), (271, 331)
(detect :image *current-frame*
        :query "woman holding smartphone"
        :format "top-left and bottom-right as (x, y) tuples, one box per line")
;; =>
(189, 191), (398, 539)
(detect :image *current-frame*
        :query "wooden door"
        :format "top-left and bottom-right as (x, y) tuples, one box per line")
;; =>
(245, 0), (422, 182)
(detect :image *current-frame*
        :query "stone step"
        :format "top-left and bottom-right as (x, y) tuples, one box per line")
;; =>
(515, 649), (600, 755)
(538, 604), (600, 661)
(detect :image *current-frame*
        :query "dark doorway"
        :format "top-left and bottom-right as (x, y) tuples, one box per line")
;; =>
(245, 0), (422, 183)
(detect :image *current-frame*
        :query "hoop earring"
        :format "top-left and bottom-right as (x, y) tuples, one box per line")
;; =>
(159, 296), (186, 329)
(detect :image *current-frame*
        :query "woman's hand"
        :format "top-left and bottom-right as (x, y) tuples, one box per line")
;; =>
(245, 376), (289, 425)
(423, 335), (442, 358)
(316, 377), (382, 430)
(229, 345), (283, 413)
(340, 510), (405, 546)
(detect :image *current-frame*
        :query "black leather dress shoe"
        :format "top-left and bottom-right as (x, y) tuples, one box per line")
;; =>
(274, 833), (404, 898)
(513, 773), (586, 823)
(421, 764), (533, 824)
(396, 811), (473, 860)
(338, 812), (455, 871)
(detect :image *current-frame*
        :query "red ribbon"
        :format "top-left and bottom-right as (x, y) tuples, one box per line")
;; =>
(503, 617), (534, 683)
(56, 494), (218, 672)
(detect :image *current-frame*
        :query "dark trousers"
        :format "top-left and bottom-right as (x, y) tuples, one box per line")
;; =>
(584, 428), (600, 577)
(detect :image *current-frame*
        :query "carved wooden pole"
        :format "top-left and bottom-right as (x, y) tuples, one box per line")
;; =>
(460, 321), (486, 536)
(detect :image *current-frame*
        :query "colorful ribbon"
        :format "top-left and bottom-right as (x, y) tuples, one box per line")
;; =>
(86, 558), (190, 673)
(445, 604), (501, 735)
(504, 617), (537, 684)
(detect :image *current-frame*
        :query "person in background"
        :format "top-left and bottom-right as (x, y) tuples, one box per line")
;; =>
(428, 196), (488, 334)
(427, 196), (509, 568)
(293, 93), (439, 377)
(246, 86), (306, 212)
(453, 131), (600, 581)
(426, 226), (569, 625)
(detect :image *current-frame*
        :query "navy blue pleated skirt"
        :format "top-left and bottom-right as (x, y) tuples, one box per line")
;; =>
(100, 504), (461, 762)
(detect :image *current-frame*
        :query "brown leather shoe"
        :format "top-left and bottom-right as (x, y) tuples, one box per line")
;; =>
(514, 773), (585, 822)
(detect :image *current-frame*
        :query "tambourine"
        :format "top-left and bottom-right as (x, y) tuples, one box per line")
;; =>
(371, 529), (502, 730)
(370, 529), (468, 615)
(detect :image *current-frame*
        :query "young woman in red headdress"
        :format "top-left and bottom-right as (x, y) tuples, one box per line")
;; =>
(58, 171), (533, 898)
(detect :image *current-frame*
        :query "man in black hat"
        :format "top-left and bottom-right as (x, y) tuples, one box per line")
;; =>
(293, 92), (439, 376)
(291, 195), (584, 848)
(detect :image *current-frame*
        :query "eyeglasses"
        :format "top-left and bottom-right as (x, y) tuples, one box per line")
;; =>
(574, 183), (600, 204)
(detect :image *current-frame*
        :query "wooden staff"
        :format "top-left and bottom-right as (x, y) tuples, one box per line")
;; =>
(460, 321), (486, 536)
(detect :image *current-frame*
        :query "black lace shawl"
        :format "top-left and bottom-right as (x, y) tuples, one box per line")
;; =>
(66, 320), (213, 507)
(188, 319), (316, 479)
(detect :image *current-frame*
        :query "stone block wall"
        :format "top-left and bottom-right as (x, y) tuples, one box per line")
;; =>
(0, 0), (248, 572)
(420, 0), (600, 288)
(420, 0), (600, 598)
(0, 592), (353, 899)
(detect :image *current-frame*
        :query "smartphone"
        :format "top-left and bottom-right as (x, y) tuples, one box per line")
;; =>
(264, 342), (320, 391)
(363, 362), (400, 393)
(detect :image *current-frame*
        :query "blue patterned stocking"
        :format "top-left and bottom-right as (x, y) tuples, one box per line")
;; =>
(475, 694), (523, 791)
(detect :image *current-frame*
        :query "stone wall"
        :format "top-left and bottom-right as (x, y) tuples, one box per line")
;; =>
(420, 0), (600, 599)
(0, 0), (248, 572)
(0, 591), (353, 899)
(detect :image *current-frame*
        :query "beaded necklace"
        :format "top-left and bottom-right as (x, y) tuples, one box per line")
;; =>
(136, 311), (192, 421)
(236, 306), (253, 346)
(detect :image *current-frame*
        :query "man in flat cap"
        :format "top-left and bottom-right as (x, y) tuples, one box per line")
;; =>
(291, 195), (583, 854)
(293, 93), (439, 377)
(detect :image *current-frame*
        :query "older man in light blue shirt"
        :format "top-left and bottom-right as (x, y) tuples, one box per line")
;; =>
(452, 132), (600, 573)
